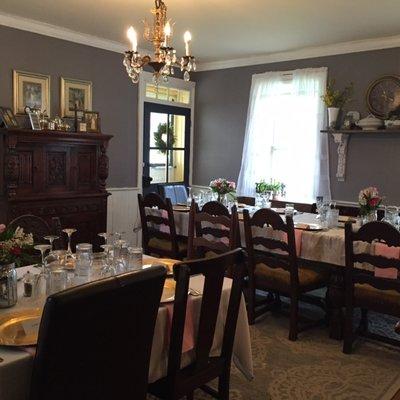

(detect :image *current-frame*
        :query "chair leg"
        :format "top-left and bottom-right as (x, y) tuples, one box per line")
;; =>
(247, 288), (256, 325)
(218, 369), (230, 400)
(357, 308), (368, 334)
(289, 294), (298, 341)
(343, 305), (354, 354)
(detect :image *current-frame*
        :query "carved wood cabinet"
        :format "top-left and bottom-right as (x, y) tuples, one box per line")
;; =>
(0, 128), (113, 249)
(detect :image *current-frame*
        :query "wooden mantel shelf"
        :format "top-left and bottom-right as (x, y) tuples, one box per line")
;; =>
(321, 128), (400, 182)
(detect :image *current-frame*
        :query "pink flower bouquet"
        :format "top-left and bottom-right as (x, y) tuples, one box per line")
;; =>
(358, 187), (383, 216)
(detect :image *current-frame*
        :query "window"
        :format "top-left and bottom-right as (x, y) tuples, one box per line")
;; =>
(145, 84), (190, 104)
(237, 68), (330, 202)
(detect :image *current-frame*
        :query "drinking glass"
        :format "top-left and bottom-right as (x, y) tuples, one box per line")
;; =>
(34, 244), (52, 298)
(75, 243), (93, 280)
(113, 239), (128, 274)
(384, 206), (399, 226)
(327, 209), (339, 229)
(285, 203), (295, 218)
(316, 196), (324, 213)
(98, 232), (110, 244)
(186, 187), (193, 207)
(127, 247), (143, 270)
(63, 228), (77, 255)
(48, 269), (67, 294)
(44, 235), (59, 252)
(100, 244), (116, 277)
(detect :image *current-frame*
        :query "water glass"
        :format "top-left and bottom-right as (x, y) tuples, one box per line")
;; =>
(384, 206), (399, 226)
(49, 269), (67, 294)
(285, 203), (295, 218)
(327, 209), (339, 229)
(128, 247), (143, 270)
(75, 243), (93, 279)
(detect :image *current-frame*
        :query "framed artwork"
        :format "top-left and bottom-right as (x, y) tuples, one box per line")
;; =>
(84, 111), (100, 133)
(61, 77), (92, 117)
(13, 70), (50, 115)
(27, 111), (41, 130)
(0, 107), (19, 128)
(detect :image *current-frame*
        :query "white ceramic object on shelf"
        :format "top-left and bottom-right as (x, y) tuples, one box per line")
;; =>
(356, 114), (383, 131)
(328, 107), (340, 129)
(384, 119), (400, 129)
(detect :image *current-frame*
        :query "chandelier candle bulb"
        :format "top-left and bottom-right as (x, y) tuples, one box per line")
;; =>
(164, 21), (171, 46)
(127, 26), (138, 52)
(184, 31), (192, 55)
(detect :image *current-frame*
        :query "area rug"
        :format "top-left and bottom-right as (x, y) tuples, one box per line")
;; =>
(149, 307), (400, 400)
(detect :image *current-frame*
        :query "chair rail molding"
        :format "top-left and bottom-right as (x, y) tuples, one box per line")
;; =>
(106, 187), (141, 245)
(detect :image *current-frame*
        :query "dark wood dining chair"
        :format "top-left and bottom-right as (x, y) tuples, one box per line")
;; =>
(343, 221), (400, 354)
(243, 208), (330, 340)
(30, 266), (167, 400)
(138, 192), (187, 259)
(8, 214), (63, 248)
(187, 200), (240, 260)
(236, 196), (255, 206)
(148, 248), (246, 400)
(270, 199), (317, 213)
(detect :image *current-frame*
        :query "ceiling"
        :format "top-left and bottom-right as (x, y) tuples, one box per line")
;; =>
(1, 0), (400, 65)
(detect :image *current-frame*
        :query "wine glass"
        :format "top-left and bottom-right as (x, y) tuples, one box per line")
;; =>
(98, 232), (109, 244)
(43, 235), (60, 268)
(100, 244), (116, 277)
(44, 235), (59, 251)
(62, 228), (77, 255)
(34, 244), (52, 299)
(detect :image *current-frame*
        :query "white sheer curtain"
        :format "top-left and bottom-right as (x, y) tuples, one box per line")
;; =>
(237, 67), (331, 202)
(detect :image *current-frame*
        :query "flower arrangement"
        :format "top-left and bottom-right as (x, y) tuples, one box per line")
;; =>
(255, 180), (284, 195)
(209, 178), (236, 202)
(0, 224), (35, 267)
(358, 187), (383, 217)
(321, 79), (353, 108)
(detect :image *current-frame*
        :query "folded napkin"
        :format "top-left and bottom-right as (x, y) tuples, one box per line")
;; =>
(164, 296), (195, 353)
(373, 242), (399, 279)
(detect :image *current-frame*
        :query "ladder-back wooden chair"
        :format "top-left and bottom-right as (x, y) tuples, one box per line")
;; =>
(343, 221), (400, 353)
(138, 193), (187, 260)
(243, 208), (330, 340)
(187, 200), (240, 261)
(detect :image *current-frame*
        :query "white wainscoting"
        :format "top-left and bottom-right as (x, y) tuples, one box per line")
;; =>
(106, 187), (141, 246)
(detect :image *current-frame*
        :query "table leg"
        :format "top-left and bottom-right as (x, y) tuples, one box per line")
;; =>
(327, 271), (344, 340)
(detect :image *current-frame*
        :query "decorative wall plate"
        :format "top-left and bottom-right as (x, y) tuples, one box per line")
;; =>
(366, 75), (400, 119)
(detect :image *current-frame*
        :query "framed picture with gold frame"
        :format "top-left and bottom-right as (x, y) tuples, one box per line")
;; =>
(61, 77), (92, 118)
(13, 70), (50, 115)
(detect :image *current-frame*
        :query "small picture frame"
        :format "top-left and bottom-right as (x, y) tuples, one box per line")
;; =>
(0, 107), (19, 128)
(84, 111), (100, 133)
(13, 70), (50, 115)
(28, 111), (41, 130)
(61, 77), (92, 118)
(78, 122), (87, 132)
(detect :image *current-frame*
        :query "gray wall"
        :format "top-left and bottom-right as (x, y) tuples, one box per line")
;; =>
(193, 48), (400, 203)
(0, 25), (138, 188)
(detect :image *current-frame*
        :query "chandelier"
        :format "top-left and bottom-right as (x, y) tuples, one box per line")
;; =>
(123, 0), (196, 84)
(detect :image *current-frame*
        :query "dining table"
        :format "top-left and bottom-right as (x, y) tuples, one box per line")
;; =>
(0, 255), (253, 400)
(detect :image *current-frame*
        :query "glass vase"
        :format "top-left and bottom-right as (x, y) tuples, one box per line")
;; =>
(362, 210), (378, 225)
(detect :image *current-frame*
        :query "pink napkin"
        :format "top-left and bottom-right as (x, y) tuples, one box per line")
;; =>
(159, 210), (170, 233)
(281, 229), (303, 256)
(164, 296), (195, 353)
(374, 243), (399, 279)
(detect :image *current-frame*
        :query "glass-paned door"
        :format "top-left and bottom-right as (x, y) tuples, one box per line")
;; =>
(143, 102), (191, 194)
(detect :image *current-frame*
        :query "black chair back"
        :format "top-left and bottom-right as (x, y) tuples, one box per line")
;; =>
(30, 266), (167, 400)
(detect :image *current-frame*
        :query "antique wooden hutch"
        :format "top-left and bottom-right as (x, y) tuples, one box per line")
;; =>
(0, 128), (112, 247)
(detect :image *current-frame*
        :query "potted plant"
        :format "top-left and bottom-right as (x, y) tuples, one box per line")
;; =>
(209, 178), (236, 204)
(358, 187), (383, 224)
(255, 180), (284, 200)
(321, 80), (353, 129)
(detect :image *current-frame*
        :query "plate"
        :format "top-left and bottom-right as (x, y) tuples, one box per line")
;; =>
(294, 223), (323, 231)
(0, 308), (42, 346)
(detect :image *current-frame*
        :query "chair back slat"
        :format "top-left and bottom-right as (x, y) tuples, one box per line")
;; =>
(353, 253), (400, 270)
(252, 236), (289, 252)
(138, 193), (181, 258)
(187, 200), (240, 259)
(353, 221), (400, 247)
(166, 249), (246, 382)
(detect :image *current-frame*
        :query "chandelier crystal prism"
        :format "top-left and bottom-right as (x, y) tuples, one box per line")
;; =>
(123, 0), (196, 84)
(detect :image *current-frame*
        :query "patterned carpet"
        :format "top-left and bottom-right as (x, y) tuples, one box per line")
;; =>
(150, 305), (400, 400)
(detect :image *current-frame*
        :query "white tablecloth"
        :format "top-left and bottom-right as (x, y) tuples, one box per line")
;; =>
(0, 262), (253, 400)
